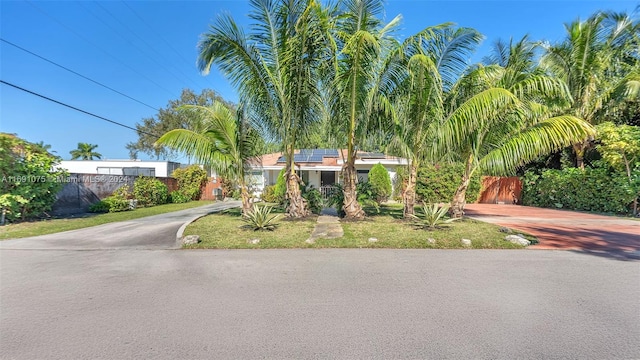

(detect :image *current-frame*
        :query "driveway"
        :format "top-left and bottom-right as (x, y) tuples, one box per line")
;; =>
(0, 201), (241, 250)
(465, 204), (640, 254)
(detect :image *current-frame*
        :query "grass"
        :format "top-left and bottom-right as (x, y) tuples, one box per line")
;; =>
(0, 201), (215, 240)
(183, 203), (531, 249)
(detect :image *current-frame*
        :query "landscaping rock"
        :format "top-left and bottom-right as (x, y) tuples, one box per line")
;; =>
(368, 237), (378, 243)
(427, 238), (436, 245)
(461, 239), (472, 247)
(305, 238), (316, 244)
(505, 235), (530, 246)
(499, 227), (513, 233)
(247, 238), (260, 245)
(182, 235), (200, 245)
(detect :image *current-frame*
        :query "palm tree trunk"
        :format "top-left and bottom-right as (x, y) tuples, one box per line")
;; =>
(402, 165), (417, 219)
(285, 147), (309, 218)
(573, 142), (587, 170)
(342, 164), (365, 220)
(240, 185), (252, 215)
(450, 155), (473, 219)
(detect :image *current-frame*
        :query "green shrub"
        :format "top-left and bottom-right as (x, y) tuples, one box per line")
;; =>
(170, 191), (191, 204)
(104, 186), (133, 213)
(241, 205), (280, 231)
(0, 133), (67, 222)
(369, 163), (392, 203)
(273, 169), (287, 204)
(522, 165), (637, 214)
(415, 163), (481, 204)
(325, 183), (345, 217)
(393, 166), (407, 201)
(261, 185), (278, 203)
(357, 181), (380, 213)
(171, 166), (207, 201)
(88, 200), (110, 213)
(133, 176), (169, 207)
(412, 203), (458, 229)
(302, 185), (323, 214)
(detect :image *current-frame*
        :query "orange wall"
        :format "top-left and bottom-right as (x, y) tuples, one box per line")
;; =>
(478, 176), (522, 204)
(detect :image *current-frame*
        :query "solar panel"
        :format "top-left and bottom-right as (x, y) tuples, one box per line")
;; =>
(359, 152), (386, 159)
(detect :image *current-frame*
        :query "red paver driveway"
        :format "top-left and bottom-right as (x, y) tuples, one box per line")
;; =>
(465, 204), (640, 253)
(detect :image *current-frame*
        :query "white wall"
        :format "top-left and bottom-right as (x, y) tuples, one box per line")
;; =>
(58, 160), (177, 177)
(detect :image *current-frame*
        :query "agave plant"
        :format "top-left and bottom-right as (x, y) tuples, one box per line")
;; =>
(411, 203), (458, 229)
(242, 205), (281, 231)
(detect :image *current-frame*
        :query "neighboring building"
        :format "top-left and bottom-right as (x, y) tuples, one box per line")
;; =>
(57, 160), (182, 178)
(248, 149), (408, 198)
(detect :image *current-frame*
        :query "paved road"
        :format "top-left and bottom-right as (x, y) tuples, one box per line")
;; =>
(1, 248), (638, 359)
(465, 204), (640, 255)
(0, 201), (241, 250)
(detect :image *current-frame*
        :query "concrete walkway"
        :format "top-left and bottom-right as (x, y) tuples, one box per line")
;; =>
(465, 204), (640, 255)
(305, 208), (343, 244)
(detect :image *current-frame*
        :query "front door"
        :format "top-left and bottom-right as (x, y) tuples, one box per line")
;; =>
(320, 171), (335, 186)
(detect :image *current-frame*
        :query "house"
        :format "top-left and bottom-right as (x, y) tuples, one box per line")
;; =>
(248, 149), (408, 198)
(57, 160), (182, 177)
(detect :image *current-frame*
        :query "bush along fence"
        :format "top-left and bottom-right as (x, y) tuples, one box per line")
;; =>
(522, 167), (639, 215)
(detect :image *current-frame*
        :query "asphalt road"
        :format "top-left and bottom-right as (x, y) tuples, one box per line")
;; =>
(2, 247), (639, 359)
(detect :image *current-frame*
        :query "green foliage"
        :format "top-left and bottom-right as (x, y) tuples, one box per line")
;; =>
(88, 200), (110, 213)
(69, 142), (101, 160)
(369, 164), (392, 203)
(356, 181), (380, 213)
(0, 133), (67, 222)
(393, 166), (407, 201)
(412, 203), (458, 229)
(170, 191), (192, 204)
(325, 183), (345, 217)
(273, 169), (287, 204)
(302, 185), (323, 214)
(522, 165), (639, 214)
(416, 164), (481, 204)
(220, 177), (235, 198)
(127, 89), (235, 159)
(241, 205), (281, 231)
(596, 122), (640, 174)
(101, 186), (134, 213)
(261, 185), (278, 203)
(133, 176), (169, 207)
(171, 165), (208, 201)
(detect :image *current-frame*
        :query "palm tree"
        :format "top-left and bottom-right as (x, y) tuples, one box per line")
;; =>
(155, 102), (257, 214)
(387, 24), (483, 218)
(197, 0), (330, 217)
(328, 0), (401, 219)
(70, 143), (101, 160)
(443, 37), (596, 218)
(541, 11), (640, 169)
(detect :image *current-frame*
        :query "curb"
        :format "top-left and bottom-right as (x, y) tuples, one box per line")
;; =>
(174, 203), (240, 249)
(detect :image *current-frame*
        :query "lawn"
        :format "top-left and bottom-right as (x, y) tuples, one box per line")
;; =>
(183, 204), (532, 249)
(0, 201), (215, 240)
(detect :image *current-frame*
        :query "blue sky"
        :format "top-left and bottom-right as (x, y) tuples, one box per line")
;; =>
(0, 0), (635, 161)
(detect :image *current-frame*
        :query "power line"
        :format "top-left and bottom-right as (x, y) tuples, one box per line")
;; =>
(93, 1), (205, 90)
(25, 0), (178, 99)
(0, 38), (160, 112)
(121, 1), (207, 83)
(0, 80), (159, 138)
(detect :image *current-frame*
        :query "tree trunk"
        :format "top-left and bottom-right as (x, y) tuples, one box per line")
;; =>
(342, 159), (365, 220)
(450, 176), (470, 219)
(402, 165), (417, 219)
(284, 147), (309, 218)
(573, 142), (587, 170)
(240, 185), (252, 216)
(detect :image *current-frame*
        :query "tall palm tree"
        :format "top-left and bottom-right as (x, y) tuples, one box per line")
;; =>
(541, 11), (640, 169)
(387, 24), (483, 218)
(443, 37), (596, 218)
(70, 143), (101, 160)
(197, 0), (330, 218)
(155, 102), (257, 214)
(328, 0), (401, 219)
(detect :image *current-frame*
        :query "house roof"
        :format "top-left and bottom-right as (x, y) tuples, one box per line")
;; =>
(250, 149), (407, 170)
